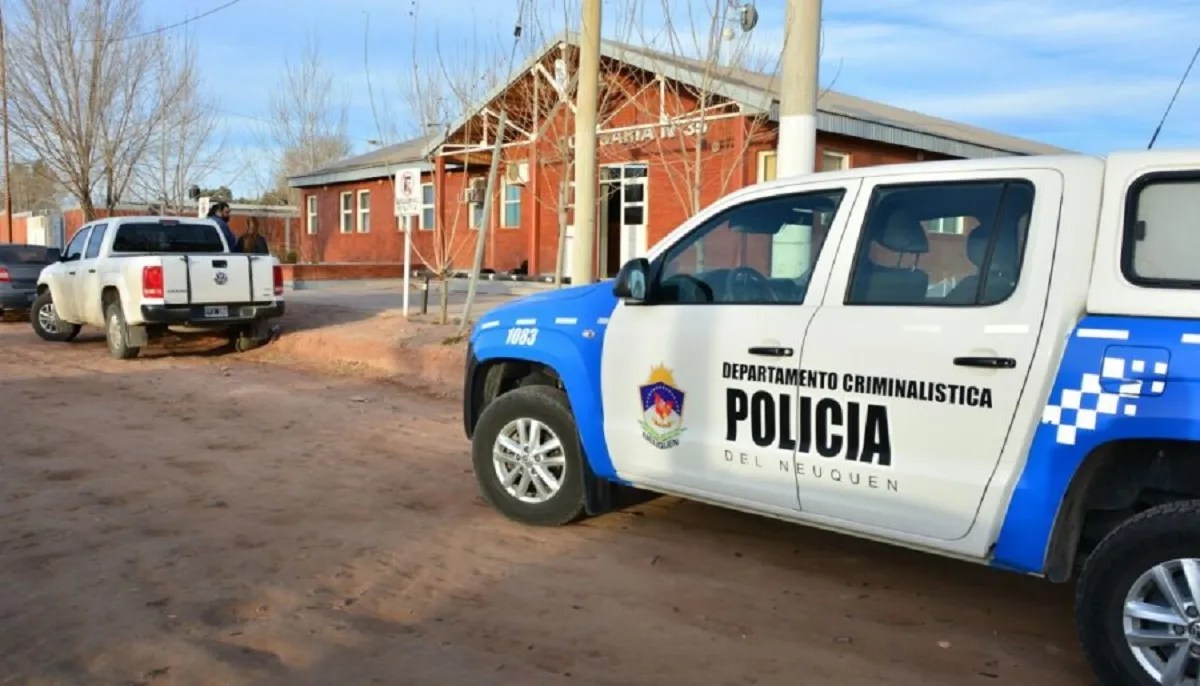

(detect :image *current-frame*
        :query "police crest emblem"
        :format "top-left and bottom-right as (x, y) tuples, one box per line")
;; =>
(639, 364), (685, 449)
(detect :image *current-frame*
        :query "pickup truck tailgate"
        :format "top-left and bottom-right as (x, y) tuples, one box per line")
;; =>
(186, 255), (254, 304)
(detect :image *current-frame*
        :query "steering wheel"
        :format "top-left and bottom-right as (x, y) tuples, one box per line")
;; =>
(723, 266), (777, 303)
(660, 273), (715, 303)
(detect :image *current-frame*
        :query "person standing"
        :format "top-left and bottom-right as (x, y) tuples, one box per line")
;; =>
(235, 216), (270, 254)
(207, 201), (239, 252)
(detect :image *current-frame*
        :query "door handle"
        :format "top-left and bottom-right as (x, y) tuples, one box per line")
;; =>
(87, 269), (96, 274)
(954, 356), (1016, 369)
(67, 270), (76, 275)
(748, 346), (794, 357)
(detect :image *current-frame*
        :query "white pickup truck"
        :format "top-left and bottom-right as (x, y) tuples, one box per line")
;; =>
(31, 216), (285, 358)
(463, 149), (1200, 686)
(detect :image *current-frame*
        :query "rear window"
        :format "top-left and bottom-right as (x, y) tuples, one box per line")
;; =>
(110, 221), (226, 254)
(1123, 173), (1200, 287)
(0, 245), (53, 264)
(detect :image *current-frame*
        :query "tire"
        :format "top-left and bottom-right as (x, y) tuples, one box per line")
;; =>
(471, 385), (587, 527)
(104, 301), (139, 360)
(1076, 500), (1200, 686)
(30, 291), (80, 342)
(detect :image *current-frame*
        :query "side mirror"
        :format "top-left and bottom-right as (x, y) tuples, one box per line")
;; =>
(613, 257), (650, 302)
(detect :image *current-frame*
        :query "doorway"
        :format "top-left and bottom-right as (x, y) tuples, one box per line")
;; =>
(599, 163), (648, 278)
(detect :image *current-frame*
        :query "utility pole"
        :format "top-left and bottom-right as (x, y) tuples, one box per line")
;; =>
(776, 0), (821, 177)
(0, 3), (12, 243)
(569, 0), (601, 285)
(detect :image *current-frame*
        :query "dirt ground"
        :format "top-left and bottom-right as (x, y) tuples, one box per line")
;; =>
(0, 321), (1096, 686)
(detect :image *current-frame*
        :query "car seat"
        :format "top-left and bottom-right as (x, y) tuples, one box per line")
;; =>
(850, 208), (930, 304)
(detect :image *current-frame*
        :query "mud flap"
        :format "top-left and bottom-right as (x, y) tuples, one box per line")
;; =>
(126, 325), (149, 348)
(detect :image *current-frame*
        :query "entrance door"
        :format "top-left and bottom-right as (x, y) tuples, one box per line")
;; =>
(795, 171), (1062, 541)
(601, 182), (857, 513)
(619, 164), (647, 265)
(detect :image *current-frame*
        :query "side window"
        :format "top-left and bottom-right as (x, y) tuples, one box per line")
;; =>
(1122, 174), (1200, 287)
(84, 223), (108, 259)
(652, 189), (846, 304)
(63, 228), (91, 261)
(846, 179), (1035, 306)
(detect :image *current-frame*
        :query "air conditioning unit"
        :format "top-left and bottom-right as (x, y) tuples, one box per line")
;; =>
(462, 187), (484, 204)
(504, 161), (529, 185)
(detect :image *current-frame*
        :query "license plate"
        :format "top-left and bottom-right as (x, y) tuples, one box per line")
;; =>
(204, 305), (228, 318)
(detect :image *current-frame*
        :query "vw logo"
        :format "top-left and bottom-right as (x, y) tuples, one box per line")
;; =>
(214, 271), (228, 285)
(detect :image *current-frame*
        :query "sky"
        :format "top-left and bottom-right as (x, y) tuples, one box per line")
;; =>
(144, 0), (1200, 197)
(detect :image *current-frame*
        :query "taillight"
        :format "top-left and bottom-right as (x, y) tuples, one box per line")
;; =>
(0, 266), (9, 283)
(272, 265), (283, 296)
(142, 265), (164, 298)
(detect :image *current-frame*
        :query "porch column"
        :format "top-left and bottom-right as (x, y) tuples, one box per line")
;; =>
(435, 154), (446, 267)
(529, 141), (540, 276)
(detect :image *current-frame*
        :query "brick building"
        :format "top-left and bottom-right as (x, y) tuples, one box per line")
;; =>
(289, 35), (1067, 280)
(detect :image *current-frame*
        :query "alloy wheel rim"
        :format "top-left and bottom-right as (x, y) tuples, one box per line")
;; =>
(492, 418), (566, 504)
(1123, 558), (1200, 685)
(37, 302), (59, 334)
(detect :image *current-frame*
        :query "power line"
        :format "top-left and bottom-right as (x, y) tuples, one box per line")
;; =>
(84, 0), (243, 43)
(1148, 38), (1200, 149)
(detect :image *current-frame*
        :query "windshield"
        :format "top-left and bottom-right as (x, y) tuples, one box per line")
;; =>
(0, 245), (54, 264)
(111, 221), (226, 254)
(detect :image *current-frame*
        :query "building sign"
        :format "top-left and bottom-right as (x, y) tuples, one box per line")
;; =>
(569, 121), (712, 149)
(394, 166), (422, 217)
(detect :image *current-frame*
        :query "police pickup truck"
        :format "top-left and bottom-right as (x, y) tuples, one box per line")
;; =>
(31, 216), (284, 358)
(463, 150), (1200, 685)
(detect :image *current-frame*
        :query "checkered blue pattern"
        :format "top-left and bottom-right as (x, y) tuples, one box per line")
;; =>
(1041, 353), (1169, 445)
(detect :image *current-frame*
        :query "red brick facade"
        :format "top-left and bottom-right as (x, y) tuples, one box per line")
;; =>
(290, 45), (1017, 280)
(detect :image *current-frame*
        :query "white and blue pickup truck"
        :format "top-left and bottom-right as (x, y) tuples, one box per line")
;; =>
(463, 150), (1200, 686)
(31, 216), (284, 359)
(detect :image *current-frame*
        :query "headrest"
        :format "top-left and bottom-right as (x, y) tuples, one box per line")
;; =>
(872, 209), (929, 254)
(966, 219), (1022, 272)
(966, 223), (990, 268)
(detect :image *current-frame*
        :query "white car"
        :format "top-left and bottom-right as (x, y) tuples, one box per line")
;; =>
(31, 216), (284, 358)
(464, 149), (1200, 686)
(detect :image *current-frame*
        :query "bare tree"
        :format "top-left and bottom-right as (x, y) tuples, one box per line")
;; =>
(402, 1), (511, 323)
(5, 0), (184, 219)
(135, 38), (223, 215)
(265, 33), (351, 213)
(614, 0), (780, 218)
(3, 158), (63, 213)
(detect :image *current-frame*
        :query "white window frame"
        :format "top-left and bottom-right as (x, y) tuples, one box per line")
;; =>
(357, 189), (371, 233)
(306, 195), (318, 235)
(923, 216), (966, 235)
(340, 192), (353, 234)
(757, 150), (777, 183)
(501, 181), (521, 228)
(420, 183), (435, 231)
(821, 150), (850, 171)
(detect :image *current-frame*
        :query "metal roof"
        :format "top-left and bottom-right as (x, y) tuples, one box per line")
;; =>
(423, 32), (1071, 161)
(288, 136), (434, 189)
(299, 33), (1072, 188)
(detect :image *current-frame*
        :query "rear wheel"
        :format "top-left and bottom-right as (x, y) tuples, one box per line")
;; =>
(30, 291), (80, 342)
(1077, 501), (1200, 685)
(471, 385), (586, 527)
(104, 302), (139, 360)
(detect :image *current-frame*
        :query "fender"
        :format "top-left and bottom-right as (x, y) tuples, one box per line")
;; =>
(992, 314), (1200, 575)
(468, 282), (621, 481)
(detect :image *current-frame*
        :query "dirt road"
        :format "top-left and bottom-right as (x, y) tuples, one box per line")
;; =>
(0, 323), (1094, 686)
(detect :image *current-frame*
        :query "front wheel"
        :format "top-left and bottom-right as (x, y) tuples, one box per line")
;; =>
(104, 302), (139, 360)
(471, 385), (586, 527)
(30, 291), (80, 342)
(1077, 500), (1200, 685)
